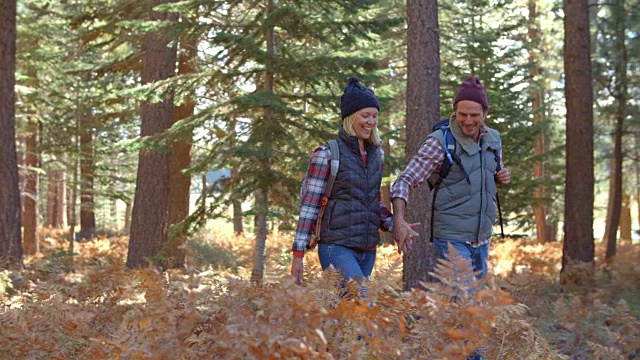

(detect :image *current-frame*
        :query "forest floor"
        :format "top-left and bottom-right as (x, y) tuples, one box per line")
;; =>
(0, 228), (638, 359)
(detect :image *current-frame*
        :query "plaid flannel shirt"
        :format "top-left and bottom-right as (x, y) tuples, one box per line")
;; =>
(390, 126), (494, 247)
(292, 145), (393, 257)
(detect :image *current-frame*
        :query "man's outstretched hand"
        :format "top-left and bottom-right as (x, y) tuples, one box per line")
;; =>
(393, 219), (420, 254)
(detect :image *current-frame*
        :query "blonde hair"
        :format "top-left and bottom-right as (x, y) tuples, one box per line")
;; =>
(342, 110), (382, 146)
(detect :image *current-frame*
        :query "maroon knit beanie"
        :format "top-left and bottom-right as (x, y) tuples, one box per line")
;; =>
(453, 76), (489, 110)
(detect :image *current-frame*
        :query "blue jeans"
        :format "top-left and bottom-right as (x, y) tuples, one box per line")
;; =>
(317, 243), (376, 282)
(433, 238), (489, 280)
(434, 238), (488, 359)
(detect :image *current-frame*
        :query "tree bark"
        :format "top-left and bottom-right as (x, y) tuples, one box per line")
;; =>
(604, 0), (627, 261)
(22, 128), (39, 255)
(68, 149), (79, 255)
(231, 167), (244, 235)
(561, 0), (595, 284)
(165, 24), (196, 269)
(528, 0), (549, 244)
(620, 192), (631, 242)
(124, 198), (132, 233)
(403, 0), (439, 291)
(127, 0), (178, 268)
(80, 131), (96, 239)
(0, 0), (23, 268)
(46, 169), (57, 227)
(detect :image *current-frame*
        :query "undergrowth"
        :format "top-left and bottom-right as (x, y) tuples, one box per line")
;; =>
(0, 228), (638, 359)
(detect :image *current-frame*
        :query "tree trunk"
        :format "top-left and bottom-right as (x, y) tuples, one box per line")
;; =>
(165, 25), (196, 269)
(604, 0), (627, 261)
(528, 0), (549, 244)
(57, 171), (67, 227)
(200, 174), (207, 215)
(80, 131), (96, 239)
(635, 134), (640, 231)
(68, 150), (78, 255)
(46, 169), (57, 227)
(0, 0), (23, 269)
(231, 167), (244, 235)
(251, 187), (269, 284)
(561, 0), (595, 284)
(620, 192), (631, 242)
(127, 0), (178, 269)
(124, 198), (132, 233)
(403, 0), (439, 291)
(22, 128), (39, 255)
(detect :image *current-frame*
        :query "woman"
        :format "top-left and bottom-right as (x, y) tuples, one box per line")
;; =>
(290, 77), (394, 287)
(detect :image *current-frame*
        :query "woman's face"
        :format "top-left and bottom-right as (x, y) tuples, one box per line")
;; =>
(353, 107), (378, 141)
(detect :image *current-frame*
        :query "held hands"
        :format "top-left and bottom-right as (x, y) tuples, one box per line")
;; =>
(393, 218), (421, 255)
(495, 167), (511, 185)
(291, 257), (304, 285)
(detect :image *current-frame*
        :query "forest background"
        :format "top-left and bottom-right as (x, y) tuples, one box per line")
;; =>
(0, 0), (639, 359)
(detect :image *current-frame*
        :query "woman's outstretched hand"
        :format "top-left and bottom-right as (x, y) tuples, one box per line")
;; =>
(291, 257), (304, 285)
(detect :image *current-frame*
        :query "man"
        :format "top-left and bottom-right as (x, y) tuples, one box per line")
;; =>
(391, 76), (510, 360)
(391, 75), (511, 282)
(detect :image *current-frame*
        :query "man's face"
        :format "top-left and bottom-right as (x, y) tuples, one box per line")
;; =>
(455, 100), (486, 140)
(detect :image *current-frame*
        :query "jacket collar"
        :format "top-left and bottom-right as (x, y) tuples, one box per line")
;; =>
(338, 127), (375, 156)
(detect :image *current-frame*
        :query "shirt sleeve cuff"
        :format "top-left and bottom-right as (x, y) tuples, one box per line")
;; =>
(292, 250), (305, 258)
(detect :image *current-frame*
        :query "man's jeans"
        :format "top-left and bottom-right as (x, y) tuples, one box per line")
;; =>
(434, 238), (488, 360)
(317, 243), (376, 282)
(433, 238), (489, 280)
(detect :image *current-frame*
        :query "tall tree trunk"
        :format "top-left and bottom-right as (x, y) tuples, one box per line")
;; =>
(604, 0), (627, 261)
(620, 192), (631, 242)
(403, 0), (439, 291)
(22, 128), (39, 255)
(68, 150), (79, 255)
(636, 134), (640, 231)
(250, 0), (275, 284)
(200, 174), (207, 215)
(127, 0), (178, 269)
(46, 169), (57, 227)
(165, 25), (196, 269)
(231, 167), (244, 235)
(47, 169), (67, 228)
(561, 0), (595, 284)
(528, 0), (549, 244)
(57, 171), (67, 227)
(124, 198), (132, 233)
(0, 0), (23, 269)
(80, 131), (96, 239)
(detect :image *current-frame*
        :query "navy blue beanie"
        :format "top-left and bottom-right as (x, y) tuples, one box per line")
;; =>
(340, 77), (380, 120)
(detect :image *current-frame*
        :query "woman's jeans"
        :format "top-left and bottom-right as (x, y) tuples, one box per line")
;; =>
(317, 243), (376, 283)
(433, 238), (489, 281)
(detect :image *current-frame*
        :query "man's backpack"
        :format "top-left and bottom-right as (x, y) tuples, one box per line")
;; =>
(425, 119), (504, 239)
(304, 139), (383, 250)
(426, 119), (470, 190)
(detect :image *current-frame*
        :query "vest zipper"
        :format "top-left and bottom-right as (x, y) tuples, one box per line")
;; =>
(476, 146), (484, 240)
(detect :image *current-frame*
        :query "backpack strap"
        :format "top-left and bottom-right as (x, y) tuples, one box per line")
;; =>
(427, 127), (470, 190)
(309, 140), (339, 249)
(324, 140), (340, 201)
(494, 144), (505, 238)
